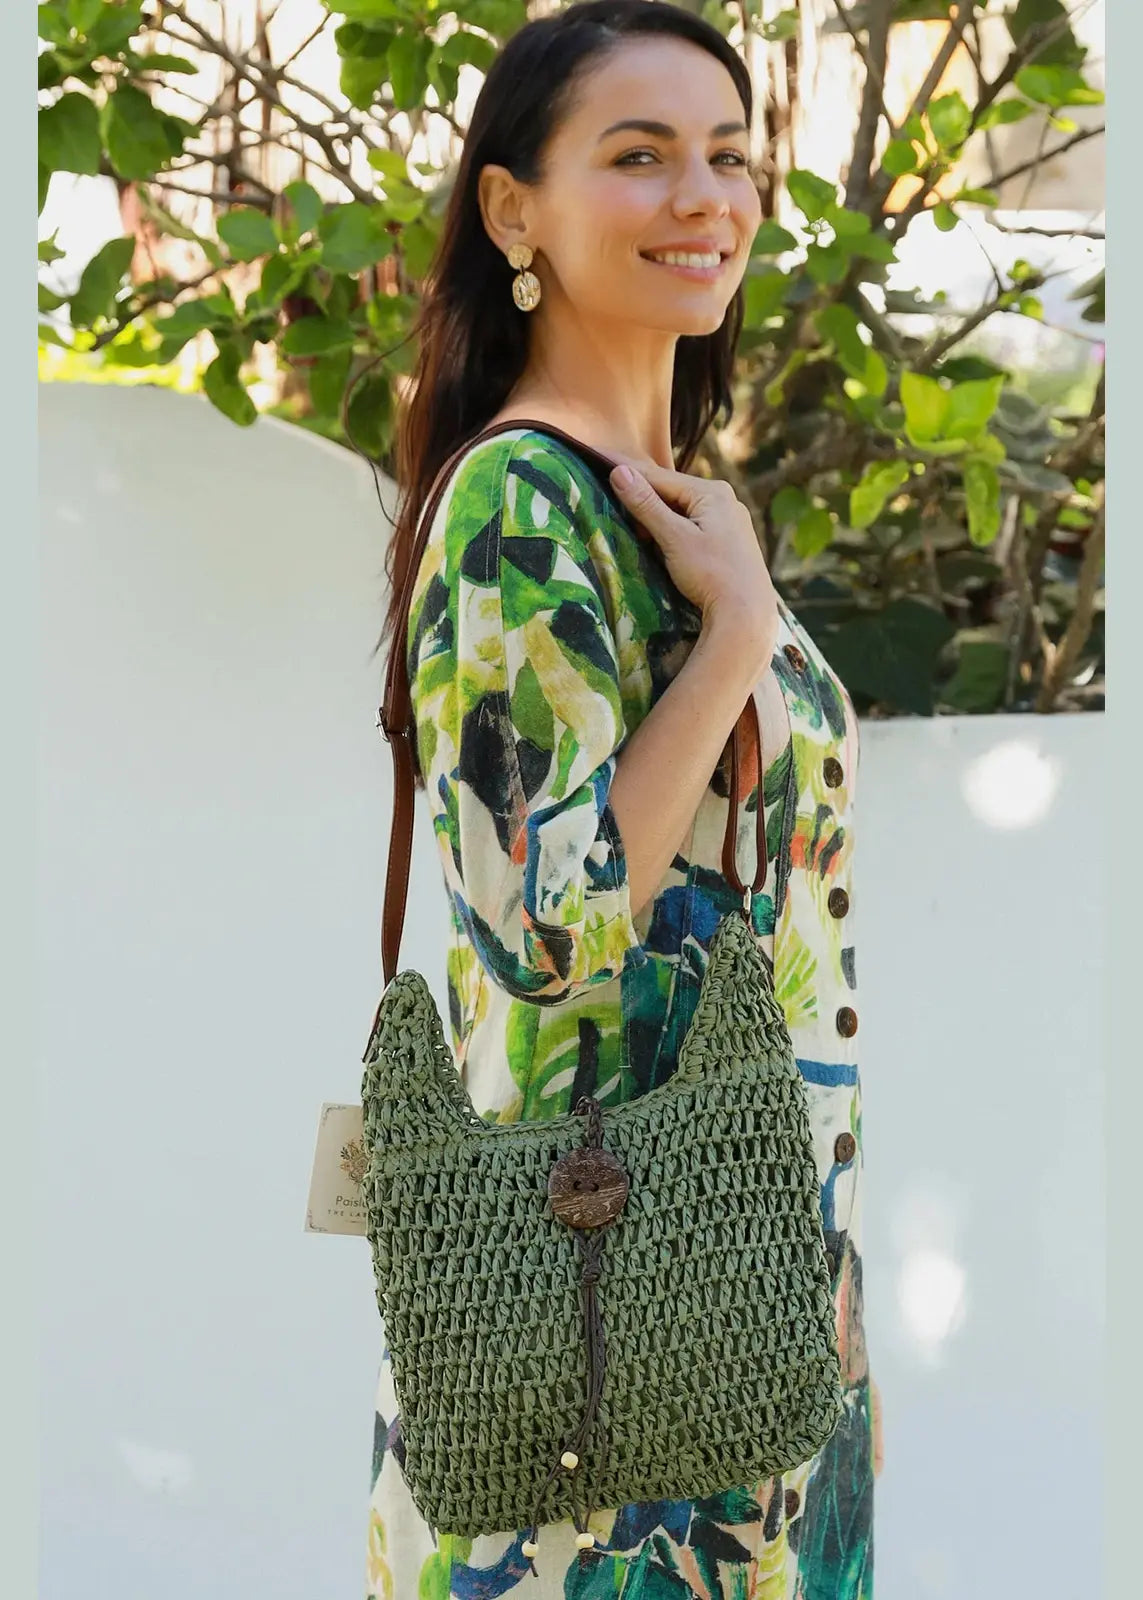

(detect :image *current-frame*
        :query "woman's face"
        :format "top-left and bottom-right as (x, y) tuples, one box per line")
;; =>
(483, 36), (762, 338)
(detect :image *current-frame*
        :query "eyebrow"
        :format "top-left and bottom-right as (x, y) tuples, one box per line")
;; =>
(596, 118), (749, 143)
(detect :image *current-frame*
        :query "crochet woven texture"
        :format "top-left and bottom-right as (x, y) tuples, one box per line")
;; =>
(360, 909), (843, 1539)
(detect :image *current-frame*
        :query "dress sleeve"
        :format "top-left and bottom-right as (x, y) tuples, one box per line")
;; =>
(434, 437), (648, 1005)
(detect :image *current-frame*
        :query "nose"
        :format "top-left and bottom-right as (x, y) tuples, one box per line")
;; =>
(670, 150), (732, 220)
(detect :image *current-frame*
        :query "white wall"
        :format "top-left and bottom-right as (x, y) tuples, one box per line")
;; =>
(37, 381), (1104, 1600)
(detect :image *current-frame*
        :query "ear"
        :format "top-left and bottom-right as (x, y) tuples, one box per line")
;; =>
(477, 162), (532, 257)
(360, 971), (483, 1149)
(675, 911), (793, 1086)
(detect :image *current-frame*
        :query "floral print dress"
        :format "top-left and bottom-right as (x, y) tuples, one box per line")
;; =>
(365, 426), (875, 1600)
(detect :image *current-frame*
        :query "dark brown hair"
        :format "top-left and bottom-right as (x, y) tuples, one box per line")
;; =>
(364, 0), (754, 700)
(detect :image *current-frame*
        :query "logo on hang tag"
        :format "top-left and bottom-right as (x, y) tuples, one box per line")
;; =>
(304, 1102), (370, 1236)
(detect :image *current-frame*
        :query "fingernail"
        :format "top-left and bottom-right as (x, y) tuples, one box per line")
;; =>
(613, 465), (634, 489)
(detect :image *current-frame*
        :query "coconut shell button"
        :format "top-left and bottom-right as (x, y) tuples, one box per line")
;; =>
(834, 1132), (857, 1164)
(548, 1146), (629, 1229)
(783, 643), (807, 671)
(827, 887), (850, 918)
(836, 1005), (858, 1038)
(823, 757), (845, 788)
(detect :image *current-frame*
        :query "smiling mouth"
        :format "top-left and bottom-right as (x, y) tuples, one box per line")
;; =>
(639, 249), (734, 274)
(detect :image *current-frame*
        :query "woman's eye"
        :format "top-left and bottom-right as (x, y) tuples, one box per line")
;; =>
(615, 149), (750, 168)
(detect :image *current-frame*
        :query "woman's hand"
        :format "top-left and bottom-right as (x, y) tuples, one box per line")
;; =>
(609, 461), (778, 668)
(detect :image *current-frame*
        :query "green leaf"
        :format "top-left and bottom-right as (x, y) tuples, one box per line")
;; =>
(38, 91), (101, 175)
(334, 0), (409, 19)
(942, 638), (1009, 713)
(743, 267), (789, 325)
(824, 599), (956, 716)
(935, 354), (1008, 384)
(38, 231), (65, 265)
(759, 8), (799, 44)
(862, 348), (888, 398)
(38, 4), (72, 46)
(944, 375), (1004, 440)
(953, 186), (998, 207)
(437, 27), (497, 71)
(307, 347), (354, 419)
(38, 322), (71, 349)
(1018, 292), (1043, 319)
(805, 242), (848, 286)
(203, 341), (257, 427)
(317, 202), (393, 272)
(962, 458), (1001, 545)
(281, 316), (357, 356)
(464, 0), (528, 32)
(246, 250), (315, 313)
(975, 97), (1034, 130)
(900, 370), (950, 443)
(845, 231), (895, 263)
(345, 371), (392, 456)
(815, 303), (868, 380)
(1015, 63), (1104, 107)
(881, 138), (920, 176)
(787, 168), (837, 224)
(366, 147), (409, 182)
(750, 219), (797, 255)
(67, 0), (104, 38)
(375, 181), (424, 224)
(38, 281), (65, 313)
(217, 207), (279, 262)
(928, 91), (971, 149)
(829, 207), (871, 240)
(793, 505), (834, 559)
(69, 234), (135, 327)
(283, 180), (323, 238)
(151, 298), (220, 356)
(849, 460), (911, 529)
(387, 33), (431, 111)
(102, 83), (182, 180)
(399, 217), (438, 280)
(932, 201), (958, 232)
(126, 51), (198, 74)
(87, 0), (144, 54)
(340, 51), (389, 109)
(770, 486), (808, 525)
(967, 431), (1006, 465)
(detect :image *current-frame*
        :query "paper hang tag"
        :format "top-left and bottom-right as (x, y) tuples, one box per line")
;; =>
(304, 1102), (369, 1236)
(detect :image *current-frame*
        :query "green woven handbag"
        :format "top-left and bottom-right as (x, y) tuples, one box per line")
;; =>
(360, 419), (843, 1566)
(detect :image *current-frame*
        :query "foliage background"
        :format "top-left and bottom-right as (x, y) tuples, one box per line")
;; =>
(37, 0), (1105, 716)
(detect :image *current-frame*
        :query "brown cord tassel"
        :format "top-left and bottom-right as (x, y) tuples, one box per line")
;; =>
(524, 1096), (620, 1575)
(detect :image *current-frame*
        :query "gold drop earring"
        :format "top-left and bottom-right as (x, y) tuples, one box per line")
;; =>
(508, 243), (541, 311)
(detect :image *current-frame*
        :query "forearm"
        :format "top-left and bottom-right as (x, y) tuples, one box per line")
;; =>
(608, 617), (768, 919)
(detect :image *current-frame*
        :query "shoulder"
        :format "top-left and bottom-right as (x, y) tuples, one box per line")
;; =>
(443, 427), (624, 549)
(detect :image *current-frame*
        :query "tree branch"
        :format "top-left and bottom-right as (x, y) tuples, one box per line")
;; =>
(902, 2), (974, 129)
(969, 0), (1101, 133)
(1034, 495), (1105, 712)
(844, 0), (894, 211)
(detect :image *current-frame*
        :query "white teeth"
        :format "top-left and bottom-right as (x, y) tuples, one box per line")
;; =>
(647, 250), (722, 268)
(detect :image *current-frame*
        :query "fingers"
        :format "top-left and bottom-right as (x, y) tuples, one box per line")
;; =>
(608, 464), (685, 544)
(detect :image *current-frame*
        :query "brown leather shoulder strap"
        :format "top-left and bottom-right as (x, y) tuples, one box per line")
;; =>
(372, 416), (764, 997)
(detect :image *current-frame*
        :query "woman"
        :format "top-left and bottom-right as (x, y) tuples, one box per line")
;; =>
(364, 4), (880, 1595)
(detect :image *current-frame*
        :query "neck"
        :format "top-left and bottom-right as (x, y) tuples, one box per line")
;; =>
(502, 303), (680, 472)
